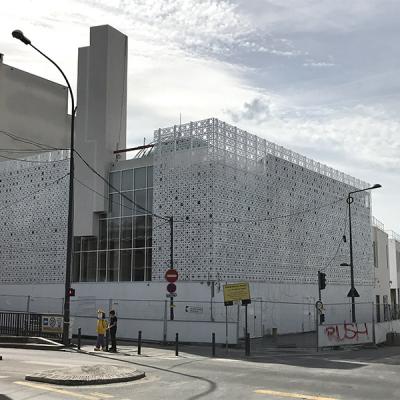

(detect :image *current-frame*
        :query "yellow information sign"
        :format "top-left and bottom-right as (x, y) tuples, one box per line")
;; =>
(223, 282), (251, 303)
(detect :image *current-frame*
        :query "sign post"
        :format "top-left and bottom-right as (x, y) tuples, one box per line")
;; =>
(223, 282), (251, 356)
(165, 268), (178, 320)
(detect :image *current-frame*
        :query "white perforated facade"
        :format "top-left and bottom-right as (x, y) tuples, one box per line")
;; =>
(0, 151), (69, 284)
(152, 118), (373, 288)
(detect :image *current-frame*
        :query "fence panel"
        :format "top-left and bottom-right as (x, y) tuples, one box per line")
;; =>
(0, 295), (28, 312)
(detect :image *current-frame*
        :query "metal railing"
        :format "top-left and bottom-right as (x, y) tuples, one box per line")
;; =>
(0, 311), (62, 340)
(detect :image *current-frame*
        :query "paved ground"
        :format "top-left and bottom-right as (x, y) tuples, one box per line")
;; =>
(1, 343), (400, 399)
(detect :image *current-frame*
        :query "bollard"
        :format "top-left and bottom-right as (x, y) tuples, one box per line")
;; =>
(138, 330), (142, 355)
(175, 333), (179, 356)
(77, 327), (81, 350)
(245, 332), (250, 356)
(212, 332), (216, 357)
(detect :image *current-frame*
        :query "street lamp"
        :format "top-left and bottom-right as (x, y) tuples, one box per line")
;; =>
(342, 183), (382, 323)
(12, 29), (75, 345)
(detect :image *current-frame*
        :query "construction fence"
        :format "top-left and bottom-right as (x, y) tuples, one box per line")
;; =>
(0, 294), (399, 347)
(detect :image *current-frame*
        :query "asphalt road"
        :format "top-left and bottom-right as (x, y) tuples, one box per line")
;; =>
(1, 344), (400, 400)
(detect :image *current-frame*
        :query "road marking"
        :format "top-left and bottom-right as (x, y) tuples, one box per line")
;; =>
(14, 381), (100, 400)
(254, 389), (338, 400)
(0, 376), (9, 378)
(90, 393), (114, 399)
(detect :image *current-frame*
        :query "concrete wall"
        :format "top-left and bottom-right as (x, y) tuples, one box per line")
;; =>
(0, 57), (69, 153)
(372, 225), (390, 305)
(74, 25), (128, 237)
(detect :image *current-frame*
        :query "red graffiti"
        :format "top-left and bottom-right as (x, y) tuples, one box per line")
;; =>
(325, 323), (369, 342)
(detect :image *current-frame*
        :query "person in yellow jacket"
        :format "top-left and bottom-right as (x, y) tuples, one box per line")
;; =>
(94, 310), (108, 351)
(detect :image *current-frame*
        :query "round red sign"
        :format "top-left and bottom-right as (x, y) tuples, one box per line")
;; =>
(165, 269), (178, 283)
(167, 283), (177, 293)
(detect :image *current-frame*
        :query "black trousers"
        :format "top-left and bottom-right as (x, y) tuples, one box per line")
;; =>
(110, 329), (117, 350)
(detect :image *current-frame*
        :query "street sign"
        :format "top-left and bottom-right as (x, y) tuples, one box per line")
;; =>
(165, 269), (178, 283)
(347, 287), (360, 298)
(223, 282), (251, 303)
(41, 315), (63, 334)
(185, 305), (203, 314)
(166, 293), (177, 298)
(167, 283), (177, 293)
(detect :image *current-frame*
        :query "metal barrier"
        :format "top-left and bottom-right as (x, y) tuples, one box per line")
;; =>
(0, 311), (62, 340)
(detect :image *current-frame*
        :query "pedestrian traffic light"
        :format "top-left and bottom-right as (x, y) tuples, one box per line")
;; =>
(318, 272), (326, 290)
(67, 288), (76, 297)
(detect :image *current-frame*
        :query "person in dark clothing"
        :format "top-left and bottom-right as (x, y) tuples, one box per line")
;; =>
(108, 310), (118, 352)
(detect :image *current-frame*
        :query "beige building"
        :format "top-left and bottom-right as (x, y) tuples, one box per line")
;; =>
(372, 217), (391, 322)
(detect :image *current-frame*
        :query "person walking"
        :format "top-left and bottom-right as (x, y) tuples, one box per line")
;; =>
(94, 310), (108, 351)
(108, 309), (118, 352)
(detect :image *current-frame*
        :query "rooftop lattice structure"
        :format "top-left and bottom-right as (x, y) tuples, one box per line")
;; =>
(154, 118), (369, 190)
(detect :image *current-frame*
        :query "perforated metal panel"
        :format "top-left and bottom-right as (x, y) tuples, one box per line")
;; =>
(152, 118), (373, 286)
(0, 151), (69, 284)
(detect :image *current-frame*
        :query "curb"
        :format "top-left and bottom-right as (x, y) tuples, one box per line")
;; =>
(25, 364), (146, 386)
(0, 343), (64, 351)
(25, 371), (145, 386)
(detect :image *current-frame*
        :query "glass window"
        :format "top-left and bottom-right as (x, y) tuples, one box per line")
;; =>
(145, 248), (152, 281)
(146, 216), (152, 247)
(135, 189), (147, 215)
(72, 252), (80, 282)
(109, 171), (121, 192)
(133, 249), (145, 281)
(87, 237), (97, 251)
(74, 237), (81, 252)
(147, 189), (153, 213)
(99, 220), (107, 250)
(108, 219), (120, 250)
(120, 250), (132, 281)
(80, 252), (88, 282)
(122, 191), (134, 216)
(147, 166), (153, 187)
(107, 250), (119, 282)
(121, 217), (133, 248)
(133, 216), (145, 248)
(98, 251), (107, 282)
(81, 237), (89, 252)
(121, 169), (133, 191)
(109, 193), (121, 218)
(134, 167), (146, 189)
(87, 252), (97, 281)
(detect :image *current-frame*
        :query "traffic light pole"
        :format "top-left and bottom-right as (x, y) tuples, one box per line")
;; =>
(318, 270), (322, 302)
(169, 216), (174, 321)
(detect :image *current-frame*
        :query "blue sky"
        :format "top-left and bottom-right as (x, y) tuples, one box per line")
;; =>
(1, 0), (398, 231)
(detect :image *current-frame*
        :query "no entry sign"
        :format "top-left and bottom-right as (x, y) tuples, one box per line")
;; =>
(165, 268), (178, 283)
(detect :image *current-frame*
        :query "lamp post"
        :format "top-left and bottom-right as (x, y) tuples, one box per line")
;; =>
(341, 183), (381, 323)
(12, 30), (75, 345)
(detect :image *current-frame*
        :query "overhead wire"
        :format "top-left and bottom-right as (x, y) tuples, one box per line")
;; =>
(73, 149), (169, 221)
(0, 153), (69, 164)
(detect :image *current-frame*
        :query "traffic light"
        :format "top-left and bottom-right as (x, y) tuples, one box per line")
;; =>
(318, 272), (326, 290)
(67, 288), (76, 297)
(320, 313), (325, 324)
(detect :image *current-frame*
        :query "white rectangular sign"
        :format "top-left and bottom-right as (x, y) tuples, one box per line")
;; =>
(41, 315), (63, 334)
(185, 305), (203, 314)
(318, 322), (373, 347)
